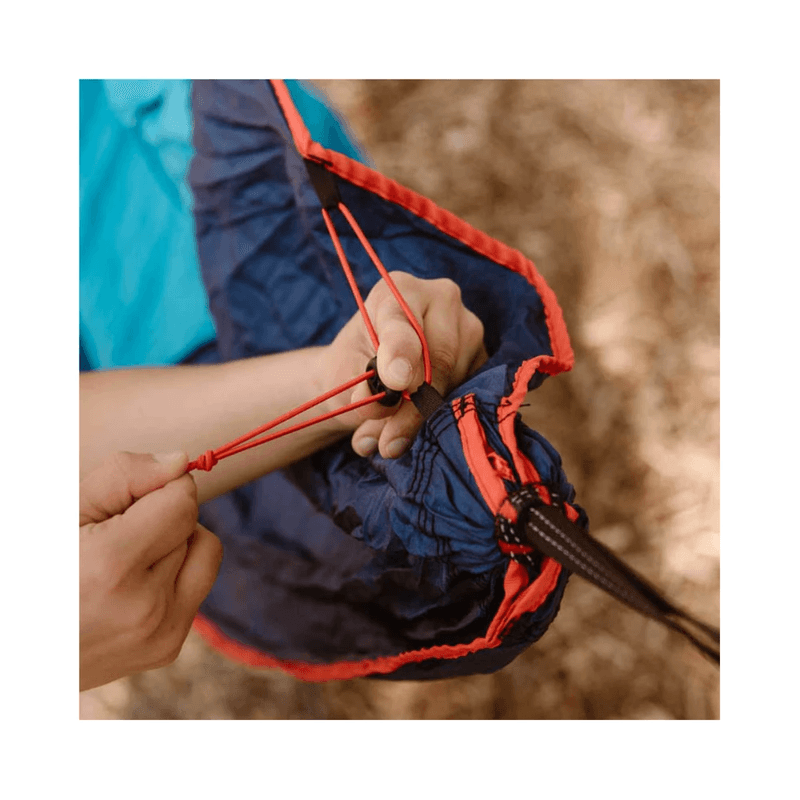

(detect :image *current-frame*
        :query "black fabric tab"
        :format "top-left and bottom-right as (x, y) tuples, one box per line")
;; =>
(410, 383), (446, 420)
(304, 158), (341, 210)
(502, 485), (720, 665)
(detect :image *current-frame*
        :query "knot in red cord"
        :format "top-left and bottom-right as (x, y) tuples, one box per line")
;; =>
(195, 450), (219, 471)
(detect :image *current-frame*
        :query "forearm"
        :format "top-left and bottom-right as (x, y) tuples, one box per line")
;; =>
(80, 348), (350, 503)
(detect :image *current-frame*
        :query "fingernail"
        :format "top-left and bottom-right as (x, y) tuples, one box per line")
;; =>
(386, 358), (412, 387)
(385, 438), (409, 459)
(354, 437), (379, 457)
(154, 451), (186, 466)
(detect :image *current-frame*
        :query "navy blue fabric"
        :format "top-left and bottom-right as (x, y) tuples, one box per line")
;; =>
(187, 80), (585, 678)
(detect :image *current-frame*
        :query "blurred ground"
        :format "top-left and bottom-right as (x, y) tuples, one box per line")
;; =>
(81, 79), (719, 720)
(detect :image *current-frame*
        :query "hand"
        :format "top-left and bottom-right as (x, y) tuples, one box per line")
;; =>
(80, 452), (223, 691)
(321, 272), (488, 459)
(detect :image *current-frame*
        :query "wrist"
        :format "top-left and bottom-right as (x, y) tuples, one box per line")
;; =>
(307, 346), (360, 435)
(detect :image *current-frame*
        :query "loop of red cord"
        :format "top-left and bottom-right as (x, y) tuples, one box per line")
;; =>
(188, 199), (432, 473)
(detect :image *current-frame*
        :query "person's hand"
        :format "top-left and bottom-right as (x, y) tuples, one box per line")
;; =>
(321, 272), (488, 459)
(80, 451), (223, 691)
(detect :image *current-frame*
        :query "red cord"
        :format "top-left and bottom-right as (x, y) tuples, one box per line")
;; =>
(338, 203), (432, 385)
(187, 368), (385, 472)
(188, 200), (431, 474)
(321, 208), (380, 352)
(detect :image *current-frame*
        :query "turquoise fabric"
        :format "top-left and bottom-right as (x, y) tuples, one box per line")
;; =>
(79, 80), (368, 369)
(284, 80), (368, 165)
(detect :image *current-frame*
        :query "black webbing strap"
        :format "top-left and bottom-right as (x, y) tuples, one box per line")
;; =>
(507, 485), (720, 665)
(410, 382), (446, 419)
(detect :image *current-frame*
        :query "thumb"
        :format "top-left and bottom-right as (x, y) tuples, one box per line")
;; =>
(80, 451), (190, 525)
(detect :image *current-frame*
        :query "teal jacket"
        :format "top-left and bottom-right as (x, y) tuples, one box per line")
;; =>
(79, 79), (367, 370)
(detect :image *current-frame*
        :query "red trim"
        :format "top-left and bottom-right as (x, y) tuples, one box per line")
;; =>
(452, 395), (512, 518)
(452, 392), (564, 628)
(486, 559), (562, 640)
(496, 359), (581, 524)
(272, 80), (313, 157)
(271, 79), (574, 370)
(497, 540), (535, 556)
(193, 552), (561, 681)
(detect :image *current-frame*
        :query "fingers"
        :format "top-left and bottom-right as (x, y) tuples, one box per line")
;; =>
(374, 314), (423, 392)
(348, 273), (487, 460)
(368, 275), (485, 397)
(173, 524), (223, 618)
(351, 417), (387, 457)
(346, 380), (399, 429)
(368, 274), (425, 392)
(149, 537), (189, 586)
(418, 279), (464, 395)
(112, 473), (199, 567)
(79, 451), (218, 689)
(80, 451), (189, 525)
(456, 307), (489, 380)
(373, 402), (423, 459)
(138, 525), (221, 676)
(367, 278), (487, 459)
(344, 275), (425, 426)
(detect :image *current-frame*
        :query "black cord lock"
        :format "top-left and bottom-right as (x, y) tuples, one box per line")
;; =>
(365, 357), (403, 406)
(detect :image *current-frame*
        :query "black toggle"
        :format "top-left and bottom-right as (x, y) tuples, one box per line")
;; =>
(366, 357), (403, 407)
(500, 484), (720, 666)
(304, 158), (341, 210)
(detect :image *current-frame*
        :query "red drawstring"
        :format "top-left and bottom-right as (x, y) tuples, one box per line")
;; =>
(188, 201), (432, 474)
(187, 368), (384, 472)
(337, 204), (432, 386)
(321, 208), (380, 352)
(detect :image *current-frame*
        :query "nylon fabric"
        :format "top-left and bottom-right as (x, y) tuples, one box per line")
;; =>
(187, 80), (586, 679)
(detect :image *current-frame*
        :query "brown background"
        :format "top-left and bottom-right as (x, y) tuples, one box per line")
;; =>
(81, 79), (720, 720)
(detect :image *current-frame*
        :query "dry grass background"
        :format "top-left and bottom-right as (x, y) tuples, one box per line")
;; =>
(80, 79), (719, 720)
